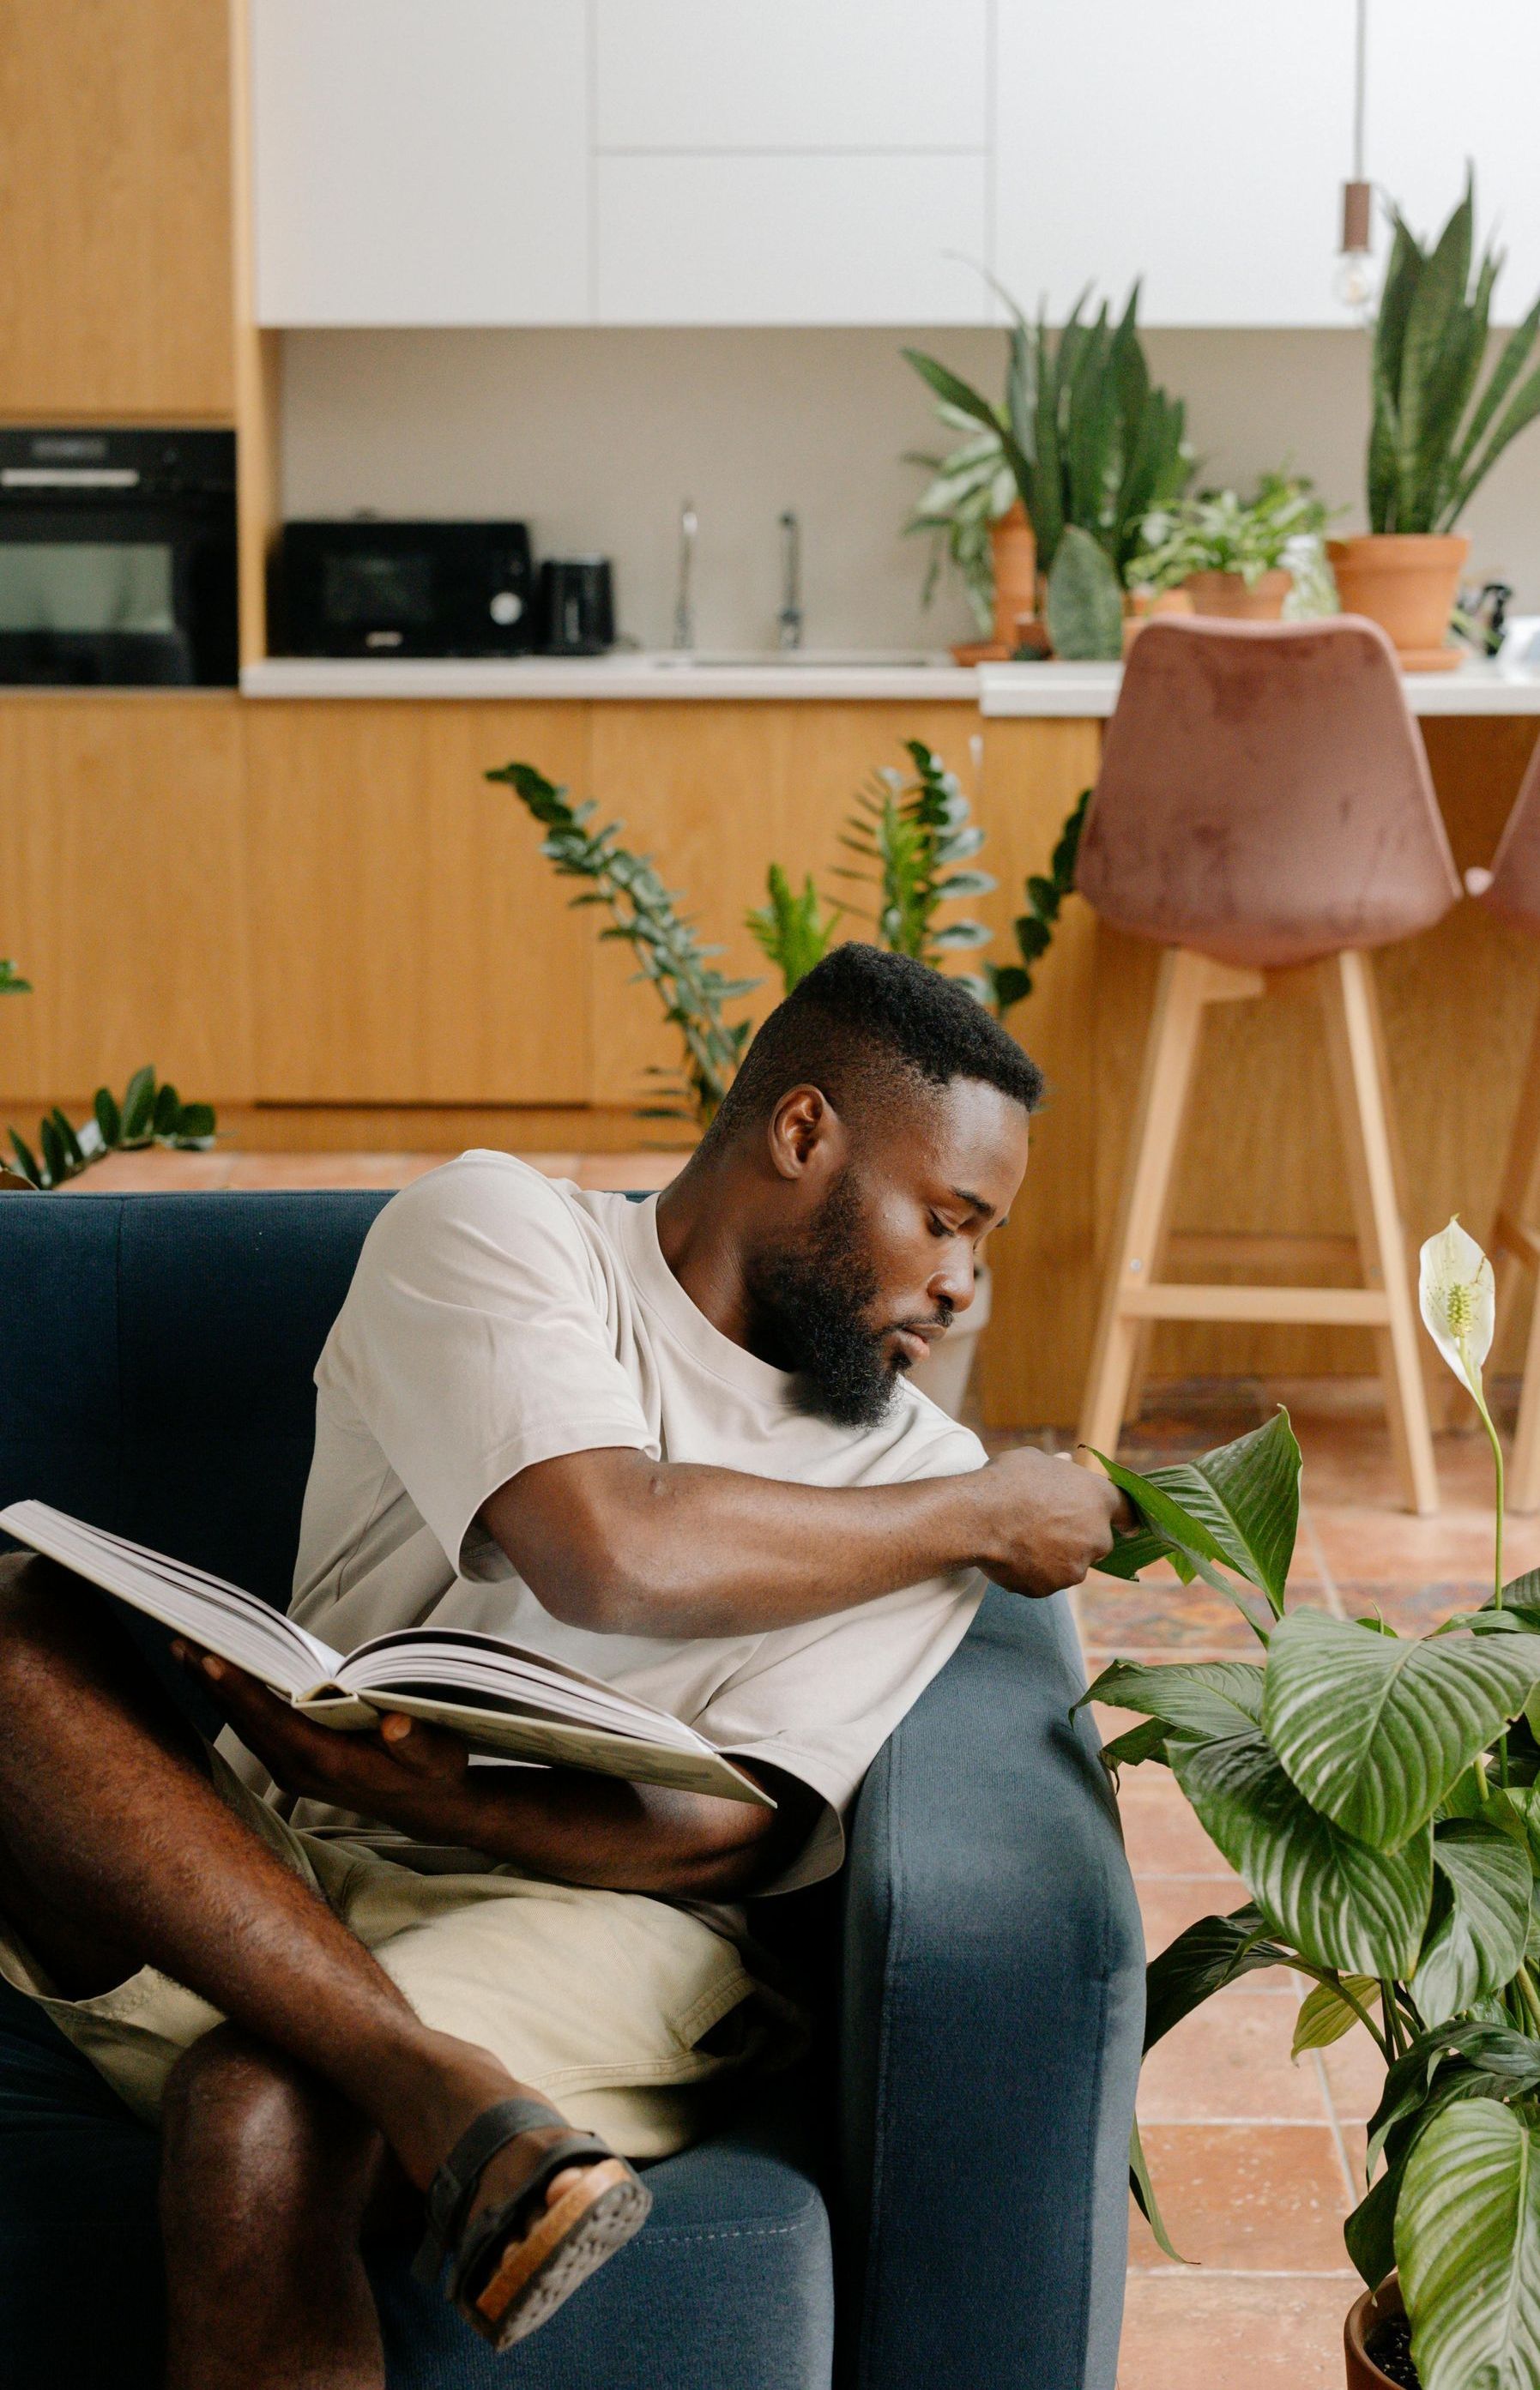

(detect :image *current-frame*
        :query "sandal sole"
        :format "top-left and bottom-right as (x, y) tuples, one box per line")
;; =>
(466, 2157), (652, 2351)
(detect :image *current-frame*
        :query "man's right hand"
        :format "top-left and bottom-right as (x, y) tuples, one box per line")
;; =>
(973, 1446), (1135, 1598)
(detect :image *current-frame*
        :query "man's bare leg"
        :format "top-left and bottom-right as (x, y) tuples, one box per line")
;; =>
(0, 1558), (594, 2373)
(160, 2028), (390, 2390)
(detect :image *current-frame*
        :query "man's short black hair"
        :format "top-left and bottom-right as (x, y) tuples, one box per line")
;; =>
(704, 942), (1043, 1146)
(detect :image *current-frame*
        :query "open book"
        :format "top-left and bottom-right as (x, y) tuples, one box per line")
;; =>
(0, 1500), (770, 1809)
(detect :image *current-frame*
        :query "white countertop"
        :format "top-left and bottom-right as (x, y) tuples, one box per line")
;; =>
(976, 657), (1540, 717)
(240, 652), (979, 702)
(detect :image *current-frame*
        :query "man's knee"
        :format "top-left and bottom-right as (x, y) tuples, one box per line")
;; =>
(161, 2029), (378, 2248)
(0, 1554), (76, 1696)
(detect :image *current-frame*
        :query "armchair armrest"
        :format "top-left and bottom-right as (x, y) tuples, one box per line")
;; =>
(839, 1587), (1143, 2390)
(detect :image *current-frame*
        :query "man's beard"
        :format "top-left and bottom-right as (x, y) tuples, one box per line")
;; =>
(743, 1168), (951, 1428)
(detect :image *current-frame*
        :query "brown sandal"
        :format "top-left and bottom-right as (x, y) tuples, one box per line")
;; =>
(412, 2096), (651, 2351)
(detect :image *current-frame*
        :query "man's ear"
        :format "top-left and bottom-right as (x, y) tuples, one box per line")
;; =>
(765, 1083), (843, 1184)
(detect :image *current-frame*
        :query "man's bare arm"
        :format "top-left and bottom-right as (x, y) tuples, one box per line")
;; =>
(184, 1648), (817, 1899)
(480, 1442), (1130, 1639)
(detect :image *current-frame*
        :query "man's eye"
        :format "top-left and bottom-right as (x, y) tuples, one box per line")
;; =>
(927, 1213), (953, 1239)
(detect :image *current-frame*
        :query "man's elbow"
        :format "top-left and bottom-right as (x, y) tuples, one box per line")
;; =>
(526, 1548), (664, 1637)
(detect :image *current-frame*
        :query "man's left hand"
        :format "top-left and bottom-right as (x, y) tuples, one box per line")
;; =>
(172, 1642), (473, 1838)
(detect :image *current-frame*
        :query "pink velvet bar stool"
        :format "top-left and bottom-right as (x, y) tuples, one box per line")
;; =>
(1470, 738), (1540, 1509)
(1074, 616), (1461, 1514)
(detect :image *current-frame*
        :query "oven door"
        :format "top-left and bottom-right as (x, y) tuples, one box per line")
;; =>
(0, 501), (237, 686)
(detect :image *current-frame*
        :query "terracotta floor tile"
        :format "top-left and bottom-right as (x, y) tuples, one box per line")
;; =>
(1127, 2124), (1353, 2272)
(73, 1149), (238, 1192)
(1118, 2273), (1356, 2390)
(1320, 2027), (1392, 2129)
(224, 1151), (444, 1190)
(1139, 1995), (1332, 2122)
(572, 1150), (686, 1189)
(1079, 1576), (1275, 1651)
(1137, 1876), (1269, 1964)
(1120, 1778), (1242, 1877)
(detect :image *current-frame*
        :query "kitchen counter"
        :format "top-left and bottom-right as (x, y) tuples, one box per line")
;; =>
(978, 656), (1540, 717)
(240, 653), (979, 702)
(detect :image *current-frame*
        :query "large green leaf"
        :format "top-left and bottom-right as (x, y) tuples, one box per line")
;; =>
(1291, 1974), (1380, 2058)
(1396, 183), (1474, 531)
(1398, 2099), (1540, 2390)
(1172, 1731), (1432, 1977)
(1128, 2115), (1187, 2264)
(1082, 1659), (1264, 1741)
(1044, 525), (1122, 660)
(1264, 1612), (1540, 1850)
(1143, 1903), (1290, 2051)
(1412, 1821), (1531, 2027)
(1091, 1410), (1301, 1614)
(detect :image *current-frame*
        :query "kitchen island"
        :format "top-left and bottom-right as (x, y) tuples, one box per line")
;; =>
(2, 661), (1537, 1428)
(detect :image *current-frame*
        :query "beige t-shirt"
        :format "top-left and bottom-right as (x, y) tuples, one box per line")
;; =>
(263, 1150), (987, 1893)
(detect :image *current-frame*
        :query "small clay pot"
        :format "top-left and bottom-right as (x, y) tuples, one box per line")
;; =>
(1344, 2274), (1407, 2389)
(1326, 534), (1470, 671)
(990, 504), (1038, 650)
(1182, 568), (1292, 621)
(1123, 585), (1195, 652)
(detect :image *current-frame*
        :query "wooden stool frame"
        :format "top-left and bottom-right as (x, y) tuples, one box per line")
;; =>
(1491, 1000), (1540, 1513)
(1077, 946), (1440, 1517)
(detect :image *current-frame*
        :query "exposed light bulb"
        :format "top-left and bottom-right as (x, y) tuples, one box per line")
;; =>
(1334, 248), (1376, 316)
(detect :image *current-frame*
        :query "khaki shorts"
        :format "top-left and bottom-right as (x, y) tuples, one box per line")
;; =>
(0, 1753), (801, 2156)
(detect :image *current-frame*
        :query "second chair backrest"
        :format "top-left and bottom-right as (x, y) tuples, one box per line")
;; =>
(1474, 730), (1540, 936)
(1074, 616), (1460, 970)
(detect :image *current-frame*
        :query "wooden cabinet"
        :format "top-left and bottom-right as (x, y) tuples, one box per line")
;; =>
(250, 0), (590, 327)
(243, 703), (592, 1101)
(993, 0), (1356, 327)
(0, 0), (235, 416)
(0, 697), (253, 1105)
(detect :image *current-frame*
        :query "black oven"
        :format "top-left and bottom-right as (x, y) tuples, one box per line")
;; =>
(0, 428), (238, 687)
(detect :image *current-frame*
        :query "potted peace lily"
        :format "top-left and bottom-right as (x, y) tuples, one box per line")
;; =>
(1094, 1219), (1540, 2390)
(1128, 474), (1334, 623)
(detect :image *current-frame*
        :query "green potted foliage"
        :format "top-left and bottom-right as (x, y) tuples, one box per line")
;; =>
(903, 282), (1190, 661)
(1092, 1219), (1540, 2390)
(1332, 176), (1540, 670)
(1129, 474), (1333, 622)
(902, 403), (1023, 657)
(0, 959), (216, 1192)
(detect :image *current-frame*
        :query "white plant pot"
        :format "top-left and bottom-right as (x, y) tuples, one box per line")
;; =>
(907, 1264), (992, 1421)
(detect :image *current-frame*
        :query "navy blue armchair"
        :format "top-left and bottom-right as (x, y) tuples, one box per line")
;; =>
(0, 1191), (1143, 2389)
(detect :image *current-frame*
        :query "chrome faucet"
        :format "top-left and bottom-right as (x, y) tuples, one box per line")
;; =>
(672, 499), (697, 651)
(777, 509), (802, 650)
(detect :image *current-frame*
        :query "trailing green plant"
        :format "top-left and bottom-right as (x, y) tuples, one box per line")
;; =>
(1090, 1217), (1540, 2389)
(903, 401), (1015, 635)
(1007, 788), (1090, 1006)
(1130, 473), (1333, 591)
(488, 759), (756, 1126)
(7, 1066), (216, 1191)
(0, 959), (29, 994)
(1368, 174), (1540, 535)
(745, 866), (842, 996)
(903, 281), (1191, 659)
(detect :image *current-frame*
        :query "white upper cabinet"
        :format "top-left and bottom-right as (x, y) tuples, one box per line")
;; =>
(250, 0), (590, 326)
(993, 0), (1357, 328)
(1367, 0), (1540, 323)
(594, 0), (988, 152)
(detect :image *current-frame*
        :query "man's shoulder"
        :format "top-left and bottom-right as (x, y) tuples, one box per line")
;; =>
(364, 1150), (595, 1258)
(863, 1379), (988, 1484)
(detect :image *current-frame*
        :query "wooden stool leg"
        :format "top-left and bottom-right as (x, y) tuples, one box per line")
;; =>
(1078, 950), (1213, 1464)
(1318, 951), (1440, 1517)
(1498, 999), (1540, 1512)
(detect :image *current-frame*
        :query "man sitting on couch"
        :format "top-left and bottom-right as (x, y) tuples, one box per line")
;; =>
(0, 944), (1126, 2390)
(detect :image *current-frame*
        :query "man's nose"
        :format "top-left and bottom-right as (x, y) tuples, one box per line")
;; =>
(931, 1256), (976, 1316)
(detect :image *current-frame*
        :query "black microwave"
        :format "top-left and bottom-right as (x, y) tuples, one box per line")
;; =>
(276, 521), (535, 658)
(0, 428), (237, 686)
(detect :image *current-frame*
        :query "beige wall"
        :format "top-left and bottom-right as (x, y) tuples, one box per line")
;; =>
(281, 325), (1540, 653)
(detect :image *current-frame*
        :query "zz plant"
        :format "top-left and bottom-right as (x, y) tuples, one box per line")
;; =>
(1094, 1219), (1540, 2390)
(0, 960), (216, 1189)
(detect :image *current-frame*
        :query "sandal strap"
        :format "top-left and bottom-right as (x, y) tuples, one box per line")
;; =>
(412, 2097), (615, 2287)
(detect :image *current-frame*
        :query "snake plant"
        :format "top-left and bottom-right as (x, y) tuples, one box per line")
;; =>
(903, 281), (1190, 658)
(1095, 1222), (1540, 2390)
(1368, 176), (1540, 534)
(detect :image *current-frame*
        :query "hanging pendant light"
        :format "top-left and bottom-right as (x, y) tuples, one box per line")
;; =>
(1334, 0), (1374, 314)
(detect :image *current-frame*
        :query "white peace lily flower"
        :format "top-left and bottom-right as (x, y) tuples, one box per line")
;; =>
(1419, 1217), (1495, 1412)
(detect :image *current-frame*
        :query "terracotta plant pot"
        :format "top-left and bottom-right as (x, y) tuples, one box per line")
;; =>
(1344, 2274), (1407, 2389)
(990, 503), (1039, 650)
(1123, 585), (1195, 653)
(1327, 534), (1470, 672)
(1182, 569), (1292, 621)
